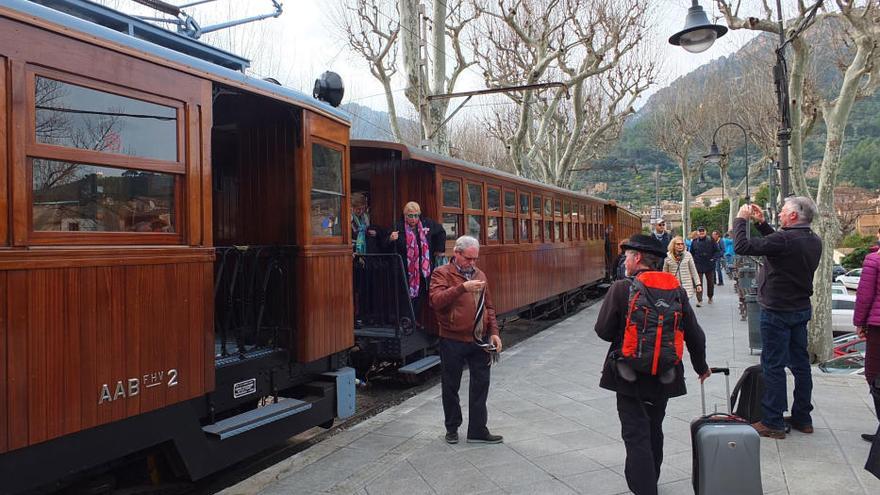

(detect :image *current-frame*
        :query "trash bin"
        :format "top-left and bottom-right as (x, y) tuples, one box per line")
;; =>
(745, 291), (762, 354)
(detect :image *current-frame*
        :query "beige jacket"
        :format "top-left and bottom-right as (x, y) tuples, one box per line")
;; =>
(663, 251), (700, 299)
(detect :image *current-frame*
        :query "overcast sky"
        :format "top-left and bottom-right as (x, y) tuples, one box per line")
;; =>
(107, 1), (759, 113)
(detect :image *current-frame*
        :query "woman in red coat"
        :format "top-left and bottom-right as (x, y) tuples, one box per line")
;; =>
(854, 245), (880, 442)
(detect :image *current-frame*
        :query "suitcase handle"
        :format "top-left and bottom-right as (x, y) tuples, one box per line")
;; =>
(700, 367), (732, 415)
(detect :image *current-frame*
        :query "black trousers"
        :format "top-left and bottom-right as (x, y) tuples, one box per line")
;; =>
(617, 393), (669, 495)
(440, 338), (491, 438)
(696, 271), (715, 301)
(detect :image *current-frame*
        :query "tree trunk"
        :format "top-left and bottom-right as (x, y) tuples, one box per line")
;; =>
(680, 164), (693, 236)
(399, 0), (424, 140)
(427, 0), (449, 153)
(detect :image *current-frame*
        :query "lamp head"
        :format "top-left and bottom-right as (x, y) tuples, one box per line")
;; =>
(668, 0), (728, 54)
(704, 142), (723, 164)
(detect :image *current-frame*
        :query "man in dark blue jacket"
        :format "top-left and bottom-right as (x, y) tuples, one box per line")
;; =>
(734, 198), (822, 439)
(689, 227), (720, 307)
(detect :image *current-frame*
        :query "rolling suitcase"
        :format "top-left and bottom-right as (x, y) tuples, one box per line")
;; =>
(691, 367), (762, 495)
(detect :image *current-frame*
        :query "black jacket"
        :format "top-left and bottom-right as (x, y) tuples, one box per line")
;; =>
(652, 231), (671, 249)
(689, 236), (720, 273)
(594, 270), (709, 400)
(733, 218), (822, 312)
(383, 216), (447, 270)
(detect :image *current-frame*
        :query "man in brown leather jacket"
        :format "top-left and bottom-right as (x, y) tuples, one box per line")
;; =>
(429, 235), (503, 445)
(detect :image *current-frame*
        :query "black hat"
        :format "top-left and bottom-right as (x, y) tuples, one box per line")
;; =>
(697, 226), (706, 231)
(620, 234), (667, 258)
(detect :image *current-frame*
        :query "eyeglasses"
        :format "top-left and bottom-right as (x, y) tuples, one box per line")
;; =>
(406, 213), (420, 219)
(675, 243), (684, 246)
(461, 255), (478, 261)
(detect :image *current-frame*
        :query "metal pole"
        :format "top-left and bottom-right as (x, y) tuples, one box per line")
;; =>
(774, 0), (792, 203)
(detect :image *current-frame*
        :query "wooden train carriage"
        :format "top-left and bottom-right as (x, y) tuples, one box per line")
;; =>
(0, 1), (353, 491)
(350, 140), (610, 367)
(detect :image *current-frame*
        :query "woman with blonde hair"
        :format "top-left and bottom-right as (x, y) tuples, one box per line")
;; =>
(663, 236), (703, 305)
(384, 201), (447, 318)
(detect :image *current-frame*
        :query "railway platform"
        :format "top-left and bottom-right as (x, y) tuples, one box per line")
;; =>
(222, 283), (880, 495)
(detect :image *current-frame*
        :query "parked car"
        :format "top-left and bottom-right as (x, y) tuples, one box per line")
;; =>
(832, 264), (847, 282)
(818, 353), (865, 375)
(831, 293), (857, 336)
(833, 336), (867, 357)
(833, 332), (860, 346)
(836, 268), (862, 290)
(831, 282), (848, 295)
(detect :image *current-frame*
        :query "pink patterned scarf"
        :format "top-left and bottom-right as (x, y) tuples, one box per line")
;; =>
(405, 221), (431, 298)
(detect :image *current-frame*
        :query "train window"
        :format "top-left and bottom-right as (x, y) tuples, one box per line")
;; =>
(520, 219), (530, 242)
(543, 220), (552, 242)
(467, 183), (482, 210)
(544, 198), (552, 217)
(35, 76), (178, 162)
(310, 143), (344, 238)
(442, 179), (461, 208)
(563, 201), (570, 217)
(568, 222), (574, 241)
(504, 218), (515, 243)
(571, 202), (578, 222)
(466, 214), (482, 239)
(487, 216), (499, 241)
(442, 213), (461, 238)
(504, 191), (516, 214)
(519, 193), (529, 215)
(32, 159), (175, 232)
(532, 195), (541, 217)
(554, 200), (561, 217)
(487, 187), (500, 212)
(557, 222), (564, 242)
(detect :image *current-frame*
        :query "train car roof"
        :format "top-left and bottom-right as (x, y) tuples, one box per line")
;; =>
(0, 0), (350, 125)
(352, 139), (610, 205)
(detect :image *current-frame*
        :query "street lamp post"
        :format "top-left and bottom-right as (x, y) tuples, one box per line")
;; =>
(704, 122), (761, 346)
(704, 122), (749, 205)
(671, 0), (825, 209)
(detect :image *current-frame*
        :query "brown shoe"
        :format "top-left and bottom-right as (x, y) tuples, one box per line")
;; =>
(752, 421), (786, 439)
(708, 298), (713, 304)
(784, 417), (814, 434)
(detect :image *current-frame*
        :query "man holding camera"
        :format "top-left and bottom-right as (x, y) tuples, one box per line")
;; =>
(430, 235), (503, 445)
(733, 198), (822, 439)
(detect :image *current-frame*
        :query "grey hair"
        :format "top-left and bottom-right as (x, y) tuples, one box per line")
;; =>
(785, 196), (817, 224)
(454, 235), (480, 252)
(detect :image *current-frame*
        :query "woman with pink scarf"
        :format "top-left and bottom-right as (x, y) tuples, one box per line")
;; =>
(384, 201), (447, 319)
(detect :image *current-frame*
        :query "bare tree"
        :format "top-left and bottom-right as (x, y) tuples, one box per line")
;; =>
(715, 0), (880, 361)
(331, 0), (477, 153)
(648, 78), (710, 236)
(470, 0), (656, 187)
(331, 0), (405, 141)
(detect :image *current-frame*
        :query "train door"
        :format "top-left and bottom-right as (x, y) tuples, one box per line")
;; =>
(349, 145), (439, 374)
(211, 87), (298, 362)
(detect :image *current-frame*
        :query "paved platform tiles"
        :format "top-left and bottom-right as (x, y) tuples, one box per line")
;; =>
(222, 282), (880, 495)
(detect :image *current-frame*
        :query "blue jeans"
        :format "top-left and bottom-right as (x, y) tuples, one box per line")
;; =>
(715, 259), (724, 285)
(759, 307), (814, 430)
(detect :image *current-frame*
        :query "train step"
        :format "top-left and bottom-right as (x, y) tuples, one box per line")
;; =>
(202, 398), (312, 440)
(399, 355), (441, 375)
(597, 282), (612, 290)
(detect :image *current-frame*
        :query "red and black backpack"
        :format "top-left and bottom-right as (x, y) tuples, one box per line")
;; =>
(621, 271), (685, 377)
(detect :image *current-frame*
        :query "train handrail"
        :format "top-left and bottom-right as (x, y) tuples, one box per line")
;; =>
(214, 245), (294, 359)
(353, 253), (417, 338)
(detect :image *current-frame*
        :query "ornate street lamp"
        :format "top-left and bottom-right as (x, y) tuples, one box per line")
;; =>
(668, 0), (728, 53)
(704, 122), (749, 205)
(671, 0), (826, 208)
